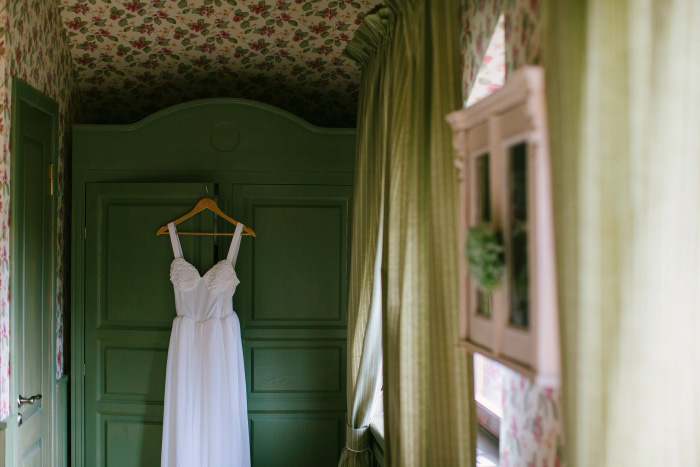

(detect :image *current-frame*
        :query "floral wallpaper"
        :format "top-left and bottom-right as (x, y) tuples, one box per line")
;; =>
(0, 0), (79, 419)
(460, 0), (502, 102)
(59, 0), (381, 127)
(465, 13), (504, 107)
(504, 0), (541, 75)
(461, 0), (541, 98)
(0, 3), (8, 421)
(500, 370), (565, 467)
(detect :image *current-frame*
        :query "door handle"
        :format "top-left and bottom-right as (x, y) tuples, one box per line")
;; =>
(17, 394), (42, 408)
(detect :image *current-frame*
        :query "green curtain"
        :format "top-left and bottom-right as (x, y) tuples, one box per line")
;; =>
(381, 1), (430, 465)
(345, 1), (475, 465)
(544, 0), (700, 465)
(427, 1), (476, 465)
(339, 8), (394, 467)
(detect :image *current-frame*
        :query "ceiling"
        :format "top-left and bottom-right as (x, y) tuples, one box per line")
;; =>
(59, 0), (382, 127)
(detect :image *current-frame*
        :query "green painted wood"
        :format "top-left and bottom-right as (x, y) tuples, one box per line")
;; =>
(71, 169), (353, 187)
(246, 340), (346, 397)
(72, 99), (354, 467)
(223, 184), (350, 464)
(72, 99), (355, 173)
(225, 184), (352, 329)
(70, 171), (87, 467)
(252, 346), (342, 392)
(55, 377), (69, 467)
(9, 79), (59, 467)
(249, 414), (344, 467)
(84, 183), (213, 466)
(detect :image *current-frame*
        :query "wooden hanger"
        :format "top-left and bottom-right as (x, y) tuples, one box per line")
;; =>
(156, 198), (256, 237)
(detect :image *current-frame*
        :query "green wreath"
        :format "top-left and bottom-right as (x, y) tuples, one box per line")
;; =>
(466, 223), (505, 292)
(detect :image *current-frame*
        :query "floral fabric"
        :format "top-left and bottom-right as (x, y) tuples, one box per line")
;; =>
(500, 370), (564, 467)
(0, 0), (79, 419)
(58, 0), (381, 127)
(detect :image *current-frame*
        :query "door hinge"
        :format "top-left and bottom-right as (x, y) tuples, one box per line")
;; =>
(49, 163), (54, 196)
(84, 227), (87, 240)
(83, 363), (86, 376)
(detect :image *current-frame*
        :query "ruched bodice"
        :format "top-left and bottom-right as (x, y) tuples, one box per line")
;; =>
(161, 221), (250, 467)
(170, 258), (241, 321)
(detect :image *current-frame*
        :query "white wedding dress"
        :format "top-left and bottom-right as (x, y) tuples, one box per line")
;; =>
(161, 222), (251, 467)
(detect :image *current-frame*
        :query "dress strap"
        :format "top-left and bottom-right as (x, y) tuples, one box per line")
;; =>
(167, 222), (183, 259)
(226, 223), (245, 266)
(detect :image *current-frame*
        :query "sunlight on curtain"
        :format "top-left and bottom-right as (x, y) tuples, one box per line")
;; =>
(345, 1), (476, 465)
(545, 0), (700, 464)
(428, 1), (477, 465)
(339, 9), (393, 467)
(381, 2), (431, 465)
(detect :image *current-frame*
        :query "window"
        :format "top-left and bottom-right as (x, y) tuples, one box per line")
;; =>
(448, 65), (562, 386)
(450, 0), (559, 402)
(474, 353), (504, 433)
(457, 14), (562, 467)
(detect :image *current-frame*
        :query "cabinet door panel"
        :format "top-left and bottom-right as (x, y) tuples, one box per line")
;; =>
(84, 183), (213, 466)
(222, 185), (351, 466)
(250, 413), (344, 467)
(83, 183), (350, 467)
(224, 185), (351, 329)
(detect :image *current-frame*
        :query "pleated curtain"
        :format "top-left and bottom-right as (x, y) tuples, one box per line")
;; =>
(427, 2), (477, 465)
(544, 0), (700, 465)
(381, 1), (430, 465)
(342, 1), (476, 465)
(339, 8), (394, 467)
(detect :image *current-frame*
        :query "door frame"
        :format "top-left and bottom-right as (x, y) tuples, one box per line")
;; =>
(8, 78), (59, 466)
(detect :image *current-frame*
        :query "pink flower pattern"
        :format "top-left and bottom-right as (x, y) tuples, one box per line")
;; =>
(460, 0), (502, 101)
(499, 370), (565, 467)
(59, 0), (381, 126)
(0, 0), (79, 419)
(465, 14), (505, 107)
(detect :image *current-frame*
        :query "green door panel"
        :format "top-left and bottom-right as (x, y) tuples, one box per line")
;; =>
(55, 377), (69, 467)
(11, 79), (58, 467)
(223, 184), (352, 329)
(221, 184), (351, 464)
(84, 183), (213, 466)
(250, 414), (343, 467)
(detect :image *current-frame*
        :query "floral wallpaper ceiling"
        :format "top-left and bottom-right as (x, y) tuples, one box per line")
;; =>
(59, 0), (382, 126)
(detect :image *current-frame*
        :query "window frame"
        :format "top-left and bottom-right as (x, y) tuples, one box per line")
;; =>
(447, 66), (561, 386)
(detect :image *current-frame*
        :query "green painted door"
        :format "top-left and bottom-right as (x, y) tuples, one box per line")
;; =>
(83, 183), (214, 466)
(83, 183), (350, 466)
(225, 184), (351, 467)
(12, 85), (57, 466)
